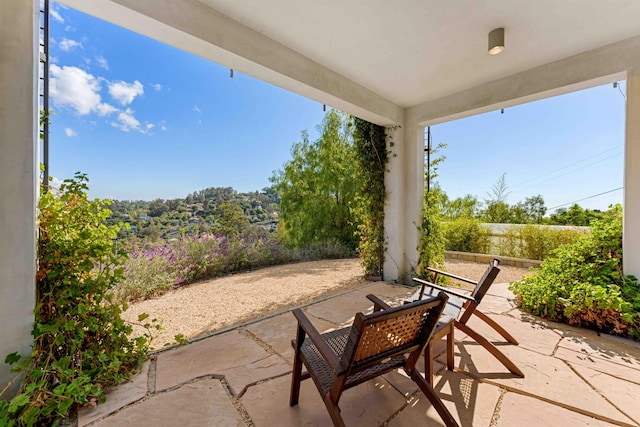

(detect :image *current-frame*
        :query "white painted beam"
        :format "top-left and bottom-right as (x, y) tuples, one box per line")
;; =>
(624, 71), (640, 279)
(408, 36), (640, 126)
(56, 0), (403, 126)
(0, 0), (38, 396)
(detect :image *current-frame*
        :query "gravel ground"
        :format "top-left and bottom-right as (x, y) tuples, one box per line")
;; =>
(122, 258), (533, 349)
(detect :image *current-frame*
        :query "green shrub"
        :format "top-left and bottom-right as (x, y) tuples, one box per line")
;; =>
(496, 224), (587, 260)
(417, 188), (447, 281)
(509, 205), (640, 338)
(116, 235), (357, 302)
(443, 217), (491, 253)
(0, 174), (154, 426)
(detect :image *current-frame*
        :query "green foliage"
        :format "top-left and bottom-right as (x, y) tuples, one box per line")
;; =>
(0, 173), (152, 426)
(443, 217), (491, 253)
(496, 224), (587, 260)
(271, 110), (358, 250)
(546, 203), (607, 226)
(212, 201), (249, 238)
(352, 118), (388, 276)
(509, 205), (640, 338)
(416, 142), (447, 280)
(116, 234), (356, 303)
(441, 194), (481, 220)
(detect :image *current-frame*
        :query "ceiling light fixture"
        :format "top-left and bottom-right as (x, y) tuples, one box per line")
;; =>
(488, 28), (505, 55)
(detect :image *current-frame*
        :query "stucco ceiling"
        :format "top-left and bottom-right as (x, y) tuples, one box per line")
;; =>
(197, 0), (640, 108)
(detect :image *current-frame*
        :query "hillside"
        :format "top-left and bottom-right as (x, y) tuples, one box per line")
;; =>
(106, 186), (280, 242)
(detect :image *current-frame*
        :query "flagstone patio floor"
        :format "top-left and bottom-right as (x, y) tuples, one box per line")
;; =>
(78, 281), (640, 426)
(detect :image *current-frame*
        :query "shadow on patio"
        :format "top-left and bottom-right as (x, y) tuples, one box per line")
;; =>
(79, 282), (640, 426)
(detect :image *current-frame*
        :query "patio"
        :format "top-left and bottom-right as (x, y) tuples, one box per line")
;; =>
(78, 281), (640, 426)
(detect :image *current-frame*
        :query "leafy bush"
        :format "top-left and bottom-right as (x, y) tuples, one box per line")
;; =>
(0, 174), (152, 426)
(417, 188), (447, 280)
(509, 205), (640, 338)
(116, 234), (356, 302)
(495, 224), (587, 260)
(443, 217), (491, 253)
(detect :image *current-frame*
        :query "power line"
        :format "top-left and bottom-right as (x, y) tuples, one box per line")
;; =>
(513, 152), (623, 193)
(510, 146), (622, 190)
(548, 187), (623, 211)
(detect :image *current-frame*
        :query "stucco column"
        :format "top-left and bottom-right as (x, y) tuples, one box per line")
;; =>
(383, 123), (424, 283)
(0, 0), (38, 395)
(624, 72), (640, 278)
(383, 126), (404, 282)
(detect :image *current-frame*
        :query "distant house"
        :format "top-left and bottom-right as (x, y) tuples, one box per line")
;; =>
(139, 213), (150, 221)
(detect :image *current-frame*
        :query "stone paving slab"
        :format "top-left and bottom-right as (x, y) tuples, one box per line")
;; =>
(78, 360), (150, 426)
(241, 374), (407, 427)
(245, 311), (337, 362)
(554, 346), (640, 385)
(457, 341), (634, 425)
(93, 379), (243, 427)
(155, 329), (287, 392)
(496, 392), (621, 427)
(389, 371), (501, 427)
(570, 363), (640, 424)
(464, 312), (561, 356)
(556, 329), (640, 372)
(303, 292), (374, 327)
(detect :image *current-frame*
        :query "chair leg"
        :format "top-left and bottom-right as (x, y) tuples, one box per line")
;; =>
(446, 323), (455, 372)
(323, 394), (346, 427)
(289, 347), (303, 406)
(455, 322), (524, 378)
(290, 324), (306, 407)
(424, 341), (435, 386)
(472, 310), (519, 345)
(409, 369), (459, 427)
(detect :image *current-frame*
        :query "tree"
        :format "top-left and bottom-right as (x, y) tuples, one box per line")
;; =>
(482, 173), (513, 223)
(442, 194), (480, 220)
(214, 201), (249, 237)
(148, 198), (168, 217)
(271, 110), (358, 249)
(547, 204), (606, 226)
(485, 173), (510, 204)
(521, 195), (546, 223)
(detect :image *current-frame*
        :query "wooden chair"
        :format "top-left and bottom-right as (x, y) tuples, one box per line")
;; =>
(290, 293), (459, 427)
(411, 259), (524, 384)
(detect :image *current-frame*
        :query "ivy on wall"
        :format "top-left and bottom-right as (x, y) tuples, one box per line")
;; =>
(352, 117), (390, 276)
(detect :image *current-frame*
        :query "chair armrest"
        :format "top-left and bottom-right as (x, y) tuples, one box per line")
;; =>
(292, 308), (343, 372)
(366, 294), (392, 312)
(426, 267), (478, 285)
(412, 278), (476, 302)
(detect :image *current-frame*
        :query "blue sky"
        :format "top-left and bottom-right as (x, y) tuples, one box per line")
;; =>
(48, 3), (625, 212)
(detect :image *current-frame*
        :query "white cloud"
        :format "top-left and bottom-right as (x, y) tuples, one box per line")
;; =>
(146, 123), (155, 130)
(64, 25), (75, 32)
(193, 105), (201, 113)
(50, 8), (64, 23)
(112, 108), (141, 133)
(49, 64), (101, 115)
(96, 56), (109, 70)
(108, 80), (144, 105)
(159, 120), (167, 131)
(151, 83), (162, 92)
(59, 38), (83, 52)
(64, 127), (77, 137)
(96, 102), (118, 116)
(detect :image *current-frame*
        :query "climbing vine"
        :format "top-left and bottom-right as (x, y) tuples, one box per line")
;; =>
(0, 173), (155, 426)
(352, 117), (390, 276)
